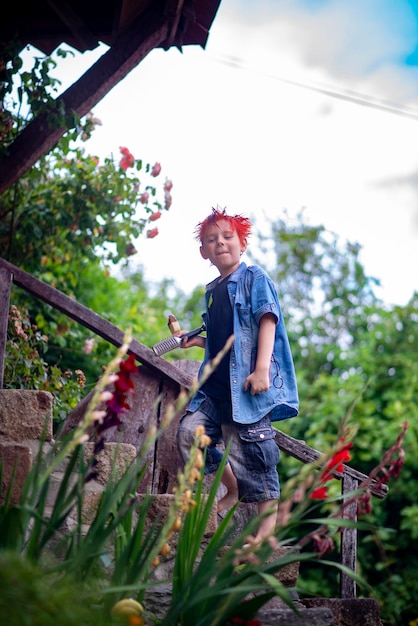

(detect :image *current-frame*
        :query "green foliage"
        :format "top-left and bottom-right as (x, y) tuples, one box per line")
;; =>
(4, 304), (85, 423)
(0, 552), (108, 626)
(0, 42), (69, 159)
(252, 213), (418, 625)
(2, 49), (177, 397)
(0, 140), (171, 277)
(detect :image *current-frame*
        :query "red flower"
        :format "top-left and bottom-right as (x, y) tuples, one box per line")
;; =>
(119, 146), (135, 170)
(139, 192), (149, 204)
(311, 486), (328, 500)
(149, 211), (162, 221)
(147, 227), (159, 239)
(310, 442), (352, 500)
(86, 354), (139, 482)
(151, 162), (161, 177)
(320, 443), (352, 483)
(120, 353), (139, 373)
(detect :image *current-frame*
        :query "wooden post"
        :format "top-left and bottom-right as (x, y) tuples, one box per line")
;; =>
(340, 473), (358, 598)
(0, 265), (12, 388)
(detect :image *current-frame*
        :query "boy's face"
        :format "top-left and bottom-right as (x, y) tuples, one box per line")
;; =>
(200, 219), (246, 278)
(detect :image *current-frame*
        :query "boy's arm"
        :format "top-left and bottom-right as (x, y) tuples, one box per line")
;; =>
(243, 313), (276, 395)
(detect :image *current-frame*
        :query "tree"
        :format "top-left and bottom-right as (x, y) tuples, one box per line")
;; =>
(251, 212), (418, 624)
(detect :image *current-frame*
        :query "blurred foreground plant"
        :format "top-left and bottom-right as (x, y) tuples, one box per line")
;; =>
(0, 332), (407, 625)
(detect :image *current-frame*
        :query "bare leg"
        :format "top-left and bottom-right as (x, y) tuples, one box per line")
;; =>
(253, 499), (278, 544)
(217, 463), (239, 513)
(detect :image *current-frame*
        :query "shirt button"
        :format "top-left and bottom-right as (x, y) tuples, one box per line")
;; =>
(260, 433), (265, 439)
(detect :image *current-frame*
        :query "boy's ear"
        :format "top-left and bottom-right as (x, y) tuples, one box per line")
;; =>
(200, 245), (209, 260)
(241, 239), (248, 254)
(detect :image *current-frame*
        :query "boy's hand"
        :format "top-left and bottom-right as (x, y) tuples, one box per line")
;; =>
(179, 333), (206, 350)
(166, 314), (206, 350)
(243, 368), (270, 395)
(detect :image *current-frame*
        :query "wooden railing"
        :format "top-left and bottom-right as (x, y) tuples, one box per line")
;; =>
(0, 256), (388, 599)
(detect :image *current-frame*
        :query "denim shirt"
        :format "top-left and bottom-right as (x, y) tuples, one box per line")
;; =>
(187, 262), (299, 424)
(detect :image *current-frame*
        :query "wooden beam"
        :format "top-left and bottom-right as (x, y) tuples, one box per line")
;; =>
(0, 3), (169, 196)
(45, 0), (98, 50)
(340, 473), (358, 598)
(0, 266), (12, 388)
(0, 258), (195, 390)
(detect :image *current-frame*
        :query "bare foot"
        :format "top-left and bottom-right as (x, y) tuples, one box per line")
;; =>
(217, 490), (239, 513)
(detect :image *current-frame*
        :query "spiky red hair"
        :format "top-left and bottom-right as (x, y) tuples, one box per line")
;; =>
(194, 206), (251, 247)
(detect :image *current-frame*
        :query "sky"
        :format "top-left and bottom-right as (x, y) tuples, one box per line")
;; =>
(47, 0), (418, 306)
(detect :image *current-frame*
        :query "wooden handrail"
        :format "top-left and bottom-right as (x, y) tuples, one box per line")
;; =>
(0, 257), (194, 390)
(0, 256), (388, 599)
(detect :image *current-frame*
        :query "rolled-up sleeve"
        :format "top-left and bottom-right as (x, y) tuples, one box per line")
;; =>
(251, 273), (280, 325)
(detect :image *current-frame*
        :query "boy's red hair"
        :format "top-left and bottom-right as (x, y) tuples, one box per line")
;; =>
(194, 207), (251, 247)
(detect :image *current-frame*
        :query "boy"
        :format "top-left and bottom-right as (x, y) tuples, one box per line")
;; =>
(176, 207), (298, 543)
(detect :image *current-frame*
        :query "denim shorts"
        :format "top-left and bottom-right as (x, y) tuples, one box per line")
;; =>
(177, 395), (280, 503)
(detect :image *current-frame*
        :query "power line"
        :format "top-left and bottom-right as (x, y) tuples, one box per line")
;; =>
(209, 52), (418, 121)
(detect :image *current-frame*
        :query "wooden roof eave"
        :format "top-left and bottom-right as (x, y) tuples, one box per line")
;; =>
(0, 0), (186, 196)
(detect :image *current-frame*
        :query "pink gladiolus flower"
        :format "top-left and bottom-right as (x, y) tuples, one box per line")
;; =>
(164, 179), (173, 192)
(151, 162), (161, 177)
(139, 192), (149, 204)
(149, 211), (161, 221)
(147, 227), (159, 239)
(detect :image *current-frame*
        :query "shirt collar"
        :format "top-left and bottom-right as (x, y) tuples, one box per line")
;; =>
(205, 262), (247, 292)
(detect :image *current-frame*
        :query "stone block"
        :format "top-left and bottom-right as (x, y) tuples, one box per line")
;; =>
(0, 441), (32, 505)
(83, 441), (137, 485)
(302, 598), (382, 626)
(267, 545), (300, 587)
(0, 390), (52, 441)
(256, 606), (335, 625)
